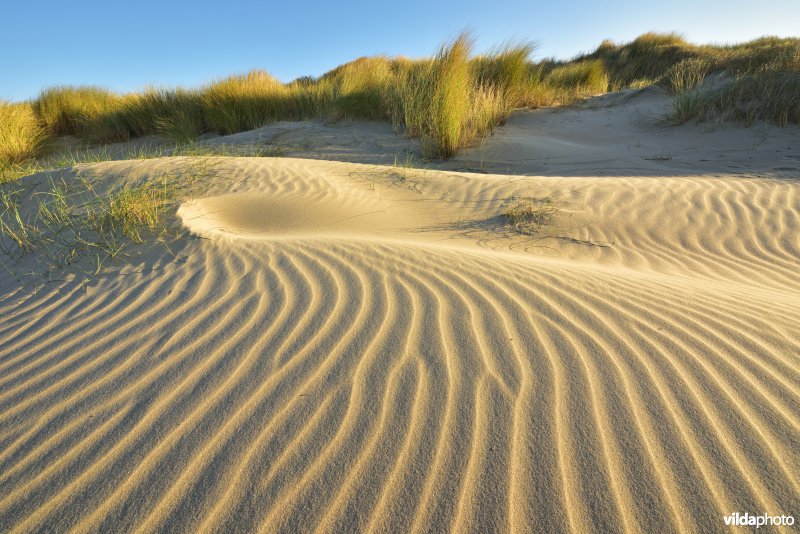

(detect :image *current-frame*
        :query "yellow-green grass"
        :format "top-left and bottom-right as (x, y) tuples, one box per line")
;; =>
(583, 33), (800, 88)
(0, 157), (220, 277)
(677, 72), (800, 126)
(393, 34), (473, 158)
(3, 32), (798, 173)
(543, 59), (610, 102)
(0, 101), (46, 167)
(34, 86), (127, 139)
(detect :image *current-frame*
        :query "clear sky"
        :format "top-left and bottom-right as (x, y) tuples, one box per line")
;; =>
(2, 0), (798, 101)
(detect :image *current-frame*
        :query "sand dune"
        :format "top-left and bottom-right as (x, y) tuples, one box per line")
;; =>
(1, 94), (800, 532)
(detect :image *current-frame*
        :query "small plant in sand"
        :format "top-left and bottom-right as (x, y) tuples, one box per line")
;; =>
(0, 186), (36, 252)
(92, 182), (167, 243)
(504, 195), (560, 235)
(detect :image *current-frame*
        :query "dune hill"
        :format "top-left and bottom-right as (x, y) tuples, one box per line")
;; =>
(0, 88), (798, 532)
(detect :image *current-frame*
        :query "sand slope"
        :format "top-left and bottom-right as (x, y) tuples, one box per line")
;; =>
(1, 95), (800, 532)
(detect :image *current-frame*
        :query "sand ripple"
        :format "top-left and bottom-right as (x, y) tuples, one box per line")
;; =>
(1, 157), (798, 532)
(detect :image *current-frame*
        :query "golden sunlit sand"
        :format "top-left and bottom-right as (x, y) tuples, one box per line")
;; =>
(1, 87), (799, 532)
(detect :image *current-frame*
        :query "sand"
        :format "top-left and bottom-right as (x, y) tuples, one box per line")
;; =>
(1, 87), (799, 532)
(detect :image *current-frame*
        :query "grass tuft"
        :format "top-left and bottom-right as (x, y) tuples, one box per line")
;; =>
(96, 182), (167, 242)
(202, 70), (295, 134)
(0, 102), (47, 168)
(666, 58), (710, 94)
(504, 195), (559, 234)
(392, 33), (474, 158)
(546, 59), (609, 99)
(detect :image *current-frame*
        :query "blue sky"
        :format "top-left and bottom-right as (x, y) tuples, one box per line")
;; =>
(2, 0), (798, 101)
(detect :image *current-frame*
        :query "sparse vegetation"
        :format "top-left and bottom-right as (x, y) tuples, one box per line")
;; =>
(504, 195), (560, 234)
(0, 157), (220, 279)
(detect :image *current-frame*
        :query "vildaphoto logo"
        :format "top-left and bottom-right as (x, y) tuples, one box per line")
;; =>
(723, 512), (795, 528)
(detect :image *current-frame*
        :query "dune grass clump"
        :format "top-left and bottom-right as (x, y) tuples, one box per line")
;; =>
(545, 59), (609, 101)
(662, 39), (800, 125)
(684, 72), (800, 126)
(587, 32), (696, 88)
(322, 56), (396, 120)
(719, 37), (800, 75)
(34, 86), (125, 139)
(202, 70), (304, 134)
(390, 34), (529, 158)
(667, 58), (711, 124)
(392, 34), (474, 158)
(0, 102), (47, 168)
(473, 42), (536, 106)
(666, 58), (711, 94)
(118, 88), (207, 142)
(575, 33), (800, 127)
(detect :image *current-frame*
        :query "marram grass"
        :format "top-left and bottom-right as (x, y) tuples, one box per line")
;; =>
(3, 32), (799, 172)
(0, 102), (46, 167)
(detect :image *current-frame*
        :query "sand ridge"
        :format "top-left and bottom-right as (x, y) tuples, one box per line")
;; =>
(1, 94), (799, 532)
